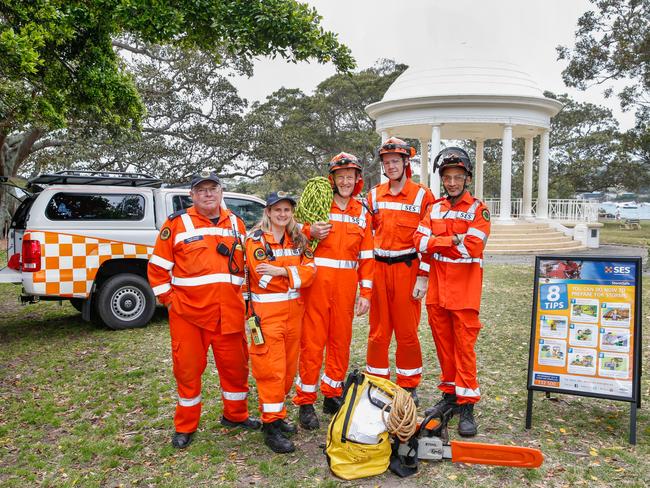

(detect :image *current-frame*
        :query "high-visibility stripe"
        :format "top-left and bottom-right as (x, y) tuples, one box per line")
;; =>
(358, 250), (374, 260)
(149, 254), (174, 271)
(250, 291), (300, 303)
(296, 376), (318, 393)
(328, 213), (367, 229)
(360, 279), (373, 289)
(174, 227), (234, 245)
(432, 253), (483, 266)
(416, 225), (432, 237)
(467, 200), (481, 213)
(288, 266), (301, 288)
(413, 188), (426, 208)
(370, 188), (378, 212)
(456, 237), (470, 258)
(273, 248), (301, 257)
(374, 247), (417, 257)
(429, 202), (443, 219)
(456, 386), (481, 397)
(366, 365), (390, 376)
(152, 283), (171, 296)
(396, 367), (423, 376)
(222, 391), (248, 401)
(172, 273), (244, 286)
(178, 394), (201, 407)
(314, 257), (357, 269)
(262, 402), (284, 413)
(321, 374), (343, 388)
(419, 261), (430, 272)
(180, 213), (195, 232)
(418, 236), (430, 253)
(375, 201), (422, 213)
(467, 227), (487, 241)
(259, 274), (272, 289)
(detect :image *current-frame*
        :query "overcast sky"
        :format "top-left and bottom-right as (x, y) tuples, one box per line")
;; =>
(231, 0), (636, 130)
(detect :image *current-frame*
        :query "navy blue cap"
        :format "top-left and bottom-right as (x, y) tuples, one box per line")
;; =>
(190, 170), (221, 189)
(266, 191), (297, 207)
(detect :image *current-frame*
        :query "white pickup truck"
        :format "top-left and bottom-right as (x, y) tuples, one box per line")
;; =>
(0, 171), (265, 329)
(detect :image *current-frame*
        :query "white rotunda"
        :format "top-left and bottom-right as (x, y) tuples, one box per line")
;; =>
(366, 60), (601, 252)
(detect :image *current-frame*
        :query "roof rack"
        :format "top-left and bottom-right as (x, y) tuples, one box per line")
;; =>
(29, 170), (162, 188)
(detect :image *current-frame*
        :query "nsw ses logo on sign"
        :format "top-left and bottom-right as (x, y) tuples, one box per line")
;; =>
(540, 283), (568, 310)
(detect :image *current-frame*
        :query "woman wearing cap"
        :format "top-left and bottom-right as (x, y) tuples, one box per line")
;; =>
(245, 192), (316, 453)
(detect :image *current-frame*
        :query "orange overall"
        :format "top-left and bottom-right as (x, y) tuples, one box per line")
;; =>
(293, 198), (374, 404)
(413, 192), (491, 404)
(148, 206), (250, 434)
(245, 231), (316, 423)
(366, 179), (435, 388)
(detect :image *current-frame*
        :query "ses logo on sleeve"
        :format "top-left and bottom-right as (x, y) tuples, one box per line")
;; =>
(539, 283), (568, 310)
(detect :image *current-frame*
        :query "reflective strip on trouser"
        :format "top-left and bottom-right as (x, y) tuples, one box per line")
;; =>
(426, 304), (482, 404)
(169, 310), (250, 433)
(367, 260), (422, 388)
(293, 271), (355, 405)
(250, 299), (305, 423)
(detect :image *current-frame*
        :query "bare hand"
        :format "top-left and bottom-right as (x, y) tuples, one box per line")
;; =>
(355, 296), (370, 316)
(412, 276), (428, 300)
(310, 221), (332, 240)
(256, 263), (288, 277)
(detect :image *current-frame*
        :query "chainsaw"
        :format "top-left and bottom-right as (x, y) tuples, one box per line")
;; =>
(392, 407), (543, 476)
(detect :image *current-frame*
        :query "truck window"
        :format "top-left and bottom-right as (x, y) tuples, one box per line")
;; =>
(172, 195), (193, 213)
(226, 197), (264, 229)
(45, 193), (145, 220)
(10, 194), (37, 229)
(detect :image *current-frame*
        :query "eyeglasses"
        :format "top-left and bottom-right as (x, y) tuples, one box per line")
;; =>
(442, 175), (467, 183)
(194, 186), (221, 195)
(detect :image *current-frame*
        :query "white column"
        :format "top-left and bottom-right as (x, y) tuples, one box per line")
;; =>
(522, 136), (534, 219)
(430, 125), (441, 195)
(419, 139), (430, 187)
(475, 138), (484, 200)
(537, 129), (550, 219)
(498, 125), (513, 222)
(380, 131), (389, 183)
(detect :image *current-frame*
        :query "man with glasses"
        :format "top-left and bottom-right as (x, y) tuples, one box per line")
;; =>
(365, 137), (435, 405)
(148, 170), (260, 449)
(413, 147), (491, 437)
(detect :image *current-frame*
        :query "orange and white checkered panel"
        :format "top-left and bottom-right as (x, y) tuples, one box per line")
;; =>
(25, 231), (153, 298)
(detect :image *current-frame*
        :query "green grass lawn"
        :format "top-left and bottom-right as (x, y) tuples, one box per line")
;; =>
(599, 220), (650, 248)
(1, 265), (648, 487)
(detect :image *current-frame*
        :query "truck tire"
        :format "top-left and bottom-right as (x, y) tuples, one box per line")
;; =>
(69, 298), (84, 313)
(94, 274), (155, 330)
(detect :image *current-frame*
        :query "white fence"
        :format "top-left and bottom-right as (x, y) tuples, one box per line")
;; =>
(484, 198), (599, 222)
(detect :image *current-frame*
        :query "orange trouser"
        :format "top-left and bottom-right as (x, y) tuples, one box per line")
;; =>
(293, 270), (356, 404)
(427, 305), (482, 404)
(169, 310), (250, 434)
(250, 299), (304, 423)
(366, 260), (422, 388)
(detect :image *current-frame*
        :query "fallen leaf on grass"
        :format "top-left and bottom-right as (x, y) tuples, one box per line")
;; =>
(447, 474), (457, 480)
(559, 428), (566, 434)
(589, 448), (598, 456)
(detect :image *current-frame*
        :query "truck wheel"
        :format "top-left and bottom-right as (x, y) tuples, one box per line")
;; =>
(69, 298), (84, 313)
(95, 274), (155, 330)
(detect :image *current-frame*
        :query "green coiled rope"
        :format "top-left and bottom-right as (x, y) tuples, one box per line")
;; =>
(295, 176), (333, 249)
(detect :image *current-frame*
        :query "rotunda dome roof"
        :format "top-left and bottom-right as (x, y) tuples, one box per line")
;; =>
(381, 59), (545, 102)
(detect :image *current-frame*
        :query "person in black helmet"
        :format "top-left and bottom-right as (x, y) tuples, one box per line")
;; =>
(413, 147), (491, 437)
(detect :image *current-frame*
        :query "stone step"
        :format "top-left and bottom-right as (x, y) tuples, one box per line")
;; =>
(490, 230), (565, 238)
(488, 234), (570, 244)
(485, 240), (583, 251)
(486, 244), (587, 255)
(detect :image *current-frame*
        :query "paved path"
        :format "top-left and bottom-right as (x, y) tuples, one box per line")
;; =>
(485, 245), (648, 273)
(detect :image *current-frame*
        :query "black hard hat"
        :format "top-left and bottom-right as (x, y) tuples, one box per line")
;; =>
(433, 147), (473, 176)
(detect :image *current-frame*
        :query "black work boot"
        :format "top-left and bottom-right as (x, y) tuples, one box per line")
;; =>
(403, 387), (419, 407)
(278, 419), (297, 435)
(323, 395), (344, 414)
(457, 403), (478, 437)
(299, 404), (320, 430)
(263, 421), (295, 453)
(171, 431), (194, 449)
(424, 392), (458, 418)
(220, 416), (262, 430)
